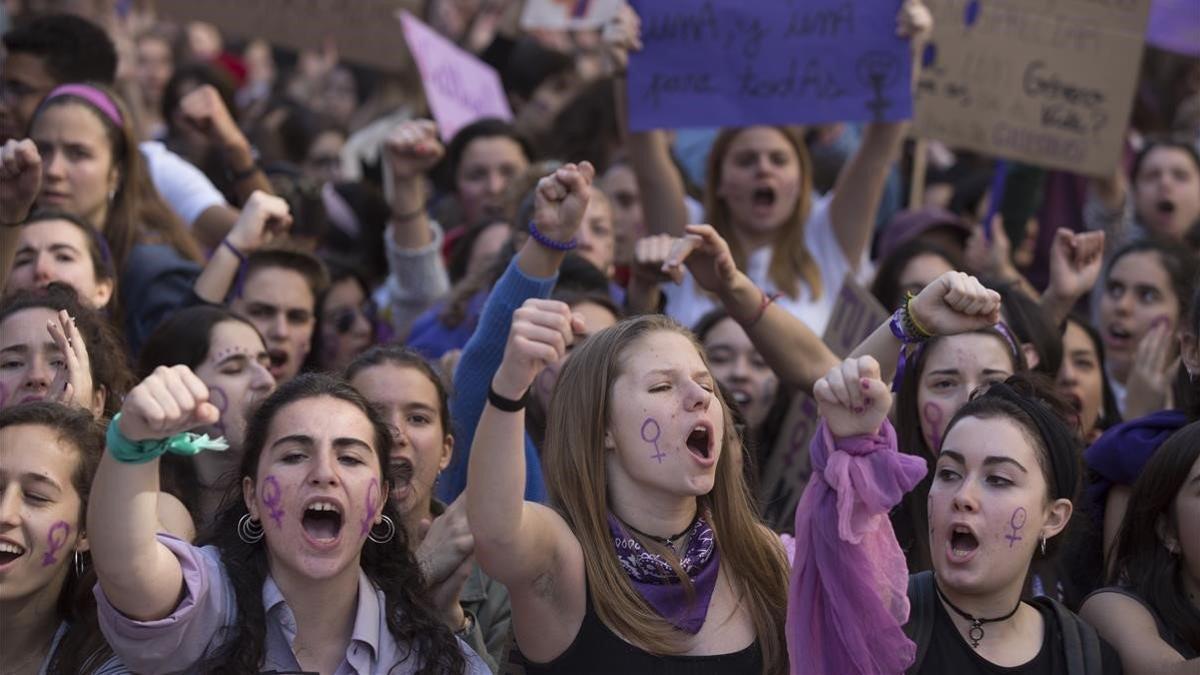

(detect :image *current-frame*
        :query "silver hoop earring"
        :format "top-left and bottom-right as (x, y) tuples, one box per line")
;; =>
(238, 514), (264, 544)
(368, 515), (396, 544)
(74, 550), (84, 578)
(1039, 535), (1047, 556)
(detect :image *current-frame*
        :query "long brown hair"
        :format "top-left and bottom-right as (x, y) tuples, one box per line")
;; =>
(705, 126), (818, 300)
(33, 83), (203, 273)
(543, 314), (789, 673)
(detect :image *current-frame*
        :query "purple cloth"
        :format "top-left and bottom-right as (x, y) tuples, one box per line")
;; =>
(1083, 409), (1188, 521)
(787, 419), (928, 675)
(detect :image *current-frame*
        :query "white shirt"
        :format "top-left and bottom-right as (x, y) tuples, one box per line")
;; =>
(663, 193), (870, 334)
(140, 141), (228, 227)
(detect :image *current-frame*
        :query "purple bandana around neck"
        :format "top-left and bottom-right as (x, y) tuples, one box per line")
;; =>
(607, 512), (720, 634)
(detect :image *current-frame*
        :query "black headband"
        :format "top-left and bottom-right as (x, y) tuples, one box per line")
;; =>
(978, 382), (1079, 501)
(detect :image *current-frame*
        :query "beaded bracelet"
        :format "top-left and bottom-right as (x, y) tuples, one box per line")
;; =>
(106, 413), (229, 464)
(528, 220), (578, 251)
(889, 292), (933, 344)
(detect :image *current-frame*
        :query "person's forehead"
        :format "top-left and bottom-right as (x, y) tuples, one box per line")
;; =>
(243, 268), (315, 307)
(942, 416), (1039, 466)
(925, 333), (1012, 371)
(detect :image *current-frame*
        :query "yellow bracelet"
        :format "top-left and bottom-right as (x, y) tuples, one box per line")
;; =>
(904, 293), (934, 338)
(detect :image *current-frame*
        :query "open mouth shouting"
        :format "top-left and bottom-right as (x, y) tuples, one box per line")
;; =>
(301, 498), (344, 549)
(751, 186), (777, 216)
(0, 539), (25, 571)
(685, 422), (716, 467)
(946, 523), (980, 564)
(1155, 199), (1176, 215)
(267, 349), (289, 377)
(1104, 323), (1134, 352)
(389, 456), (415, 502)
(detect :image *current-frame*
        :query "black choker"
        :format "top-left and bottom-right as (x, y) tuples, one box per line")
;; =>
(934, 580), (1022, 649)
(612, 512), (697, 549)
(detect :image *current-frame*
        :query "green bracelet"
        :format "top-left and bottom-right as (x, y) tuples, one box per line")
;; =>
(105, 413), (229, 464)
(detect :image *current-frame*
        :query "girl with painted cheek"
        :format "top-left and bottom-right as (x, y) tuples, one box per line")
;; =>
(138, 305), (275, 529)
(790, 367), (1124, 673)
(913, 332), (1022, 456)
(1056, 316), (1120, 444)
(1082, 421), (1200, 671)
(1097, 240), (1196, 417)
(347, 346), (514, 671)
(8, 211), (115, 310)
(88, 369), (485, 673)
(0, 285), (131, 419)
(468, 306), (791, 673)
(0, 403), (123, 673)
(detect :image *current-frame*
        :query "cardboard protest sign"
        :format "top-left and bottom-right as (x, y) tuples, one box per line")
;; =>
(155, 0), (420, 73)
(913, 0), (1151, 178)
(398, 11), (513, 141)
(1147, 0), (1200, 57)
(521, 0), (623, 30)
(626, 0), (913, 131)
(758, 275), (889, 530)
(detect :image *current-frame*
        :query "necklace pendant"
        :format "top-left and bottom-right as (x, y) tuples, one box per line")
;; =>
(968, 622), (984, 649)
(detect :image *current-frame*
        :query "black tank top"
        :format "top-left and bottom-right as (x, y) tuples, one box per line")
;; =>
(512, 589), (763, 675)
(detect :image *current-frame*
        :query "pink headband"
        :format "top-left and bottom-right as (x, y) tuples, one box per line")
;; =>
(43, 84), (124, 128)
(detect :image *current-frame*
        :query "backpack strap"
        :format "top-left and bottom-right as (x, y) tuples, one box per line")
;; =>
(903, 571), (936, 674)
(1035, 596), (1104, 675)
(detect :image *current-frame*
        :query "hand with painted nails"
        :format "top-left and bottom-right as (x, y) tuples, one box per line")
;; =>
(45, 310), (95, 413)
(224, 190), (293, 253)
(384, 119), (445, 181)
(814, 356), (892, 439)
(0, 139), (42, 225)
(1047, 228), (1105, 302)
(493, 298), (585, 401)
(532, 161), (595, 244)
(118, 365), (220, 442)
(909, 270), (1003, 337)
(1124, 318), (1180, 419)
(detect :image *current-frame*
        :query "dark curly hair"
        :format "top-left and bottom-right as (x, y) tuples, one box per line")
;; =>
(195, 373), (465, 673)
(0, 284), (133, 419)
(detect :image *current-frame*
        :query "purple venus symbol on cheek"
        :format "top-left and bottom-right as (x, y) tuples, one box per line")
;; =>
(262, 475), (285, 528)
(923, 403), (944, 452)
(641, 418), (665, 463)
(361, 478), (380, 536)
(1006, 507), (1027, 547)
(41, 521), (70, 566)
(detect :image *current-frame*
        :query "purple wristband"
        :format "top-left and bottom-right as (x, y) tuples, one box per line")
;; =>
(528, 220), (578, 251)
(221, 239), (247, 299)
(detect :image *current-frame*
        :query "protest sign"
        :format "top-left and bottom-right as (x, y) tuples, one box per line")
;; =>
(1147, 0), (1200, 57)
(913, 0), (1151, 177)
(398, 11), (513, 141)
(758, 275), (889, 530)
(626, 0), (913, 132)
(521, 0), (623, 30)
(155, 0), (419, 73)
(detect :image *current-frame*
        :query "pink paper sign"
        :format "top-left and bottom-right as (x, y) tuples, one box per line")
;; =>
(398, 11), (513, 141)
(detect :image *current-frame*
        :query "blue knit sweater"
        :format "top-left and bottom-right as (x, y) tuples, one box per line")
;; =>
(438, 259), (557, 503)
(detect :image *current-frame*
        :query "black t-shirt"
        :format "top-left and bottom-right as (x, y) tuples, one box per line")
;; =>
(919, 595), (1123, 674)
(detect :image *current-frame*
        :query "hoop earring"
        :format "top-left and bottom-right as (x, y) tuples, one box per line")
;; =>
(1039, 535), (1047, 556)
(368, 515), (396, 544)
(238, 514), (264, 544)
(74, 550), (84, 578)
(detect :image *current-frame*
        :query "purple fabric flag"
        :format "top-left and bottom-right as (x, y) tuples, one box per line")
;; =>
(627, 0), (913, 131)
(788, 419), (928, 675)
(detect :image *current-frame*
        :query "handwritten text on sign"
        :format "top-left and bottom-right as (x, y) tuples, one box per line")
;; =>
(398, 11), (513, 142)
(627, 0), (913, 131)
(913, 0), (1150, 177)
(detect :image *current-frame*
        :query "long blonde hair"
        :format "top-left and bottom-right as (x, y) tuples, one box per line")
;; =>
(543, 314), (789, 674)
(705, 126), (820, 300)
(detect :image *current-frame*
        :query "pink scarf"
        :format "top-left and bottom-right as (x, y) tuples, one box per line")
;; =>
(787, 419), (927, 674)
